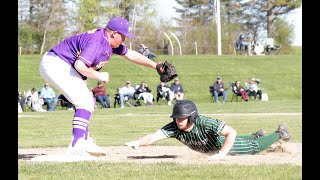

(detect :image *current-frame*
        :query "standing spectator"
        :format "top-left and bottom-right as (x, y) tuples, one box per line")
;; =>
(246, 78), (262, 100)
(170, 78), (185, 101)
(233, 80), (249, 101)
(39, 82), (58, 111)
(138, 44), (156, 60)
(92, 81), (111, 108)
(119, 81), (135, 108)
(235, 34), (252, 55)
(135, 81), (154, 106)
(25, 87), (46, 112)
(138, 44), (148, 56)
(157, 81), (174, 106)
(212, 76), (227, 103)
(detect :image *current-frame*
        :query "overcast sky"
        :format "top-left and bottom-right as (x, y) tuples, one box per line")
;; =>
(155, 0), (302, 46)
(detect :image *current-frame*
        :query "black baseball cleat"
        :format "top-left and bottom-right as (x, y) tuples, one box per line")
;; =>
(275, 123), (291, 142)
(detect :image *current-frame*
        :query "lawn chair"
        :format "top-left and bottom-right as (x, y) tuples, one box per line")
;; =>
(265, 38), (281, 55)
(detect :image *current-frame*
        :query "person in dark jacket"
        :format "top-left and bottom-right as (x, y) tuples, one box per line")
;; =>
(212, 76), (227, 103)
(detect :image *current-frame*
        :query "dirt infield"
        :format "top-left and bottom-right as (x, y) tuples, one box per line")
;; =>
(18, 142), (301, 165)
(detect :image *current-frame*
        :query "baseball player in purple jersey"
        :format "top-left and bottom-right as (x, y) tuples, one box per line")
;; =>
(39, 17), (158, 158)
(125, 100), (291, 160)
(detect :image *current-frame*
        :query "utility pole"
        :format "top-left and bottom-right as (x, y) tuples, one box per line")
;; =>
(215, 0), (222, 55)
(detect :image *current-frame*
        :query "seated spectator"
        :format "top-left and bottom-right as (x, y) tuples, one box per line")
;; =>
(212, 76), (227, 103)
(246, 78), (262, 100)
(157, 81), (174, 106)
(25, 87), (46, 112)
(135, 81), (154, 106)
(58, 94), (74, 110)
(170, 78), (185, 101)
(92, 81), (111, 108)
(118, 81), (135, 108)
(39, 82), (58, 111)
(235, 34), (252, 55)
(233, 80), (249, 101)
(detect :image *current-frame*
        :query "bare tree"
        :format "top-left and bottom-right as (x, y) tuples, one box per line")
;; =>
(40, 0), (64, 54)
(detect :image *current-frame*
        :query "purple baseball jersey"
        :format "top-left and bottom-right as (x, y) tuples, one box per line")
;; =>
(48, 28), (128, 78)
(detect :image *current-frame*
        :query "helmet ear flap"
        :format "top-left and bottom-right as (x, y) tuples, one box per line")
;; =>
(188, 112), (198, 124)
(188, 117), (193, 124)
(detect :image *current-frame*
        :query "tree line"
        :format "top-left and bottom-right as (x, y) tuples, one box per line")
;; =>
(18, 0), (301, 55)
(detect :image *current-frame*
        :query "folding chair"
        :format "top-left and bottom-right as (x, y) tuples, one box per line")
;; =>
(209, 86), (214, 103)
(24, 95), (33, 111)
(265, 38), (281, 55)
(156, 91), (167, 106)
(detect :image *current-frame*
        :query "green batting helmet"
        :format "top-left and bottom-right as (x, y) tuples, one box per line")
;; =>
(170, 100), (199, 123)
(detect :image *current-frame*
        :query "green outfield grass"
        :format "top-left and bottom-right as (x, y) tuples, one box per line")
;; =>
(18, 47), (302, 179)
(18, 47), (302, 103)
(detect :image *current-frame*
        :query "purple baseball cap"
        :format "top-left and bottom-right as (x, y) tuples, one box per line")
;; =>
(107, 17), (135, 38)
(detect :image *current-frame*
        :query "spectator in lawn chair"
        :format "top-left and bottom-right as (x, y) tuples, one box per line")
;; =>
(212, 76), (227, 103)
(25, 87), (46, 112)
(246, 78), (262, 100)
(119, 80), (135, 108)
(92, 81), (111, 108)
(170, 78), (185, 102)
(157, 81), (174, 106)
(233, 80), (249, 101)
(135, 81), (154, 106)
(39, 82), (58, 111)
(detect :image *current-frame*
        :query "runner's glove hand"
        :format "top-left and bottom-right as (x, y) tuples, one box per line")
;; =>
(208, 151), (227, 160)
(125, 141), (139, 150)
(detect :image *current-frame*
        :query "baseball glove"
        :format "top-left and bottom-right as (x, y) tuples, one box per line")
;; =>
(156, 61), (178, 82)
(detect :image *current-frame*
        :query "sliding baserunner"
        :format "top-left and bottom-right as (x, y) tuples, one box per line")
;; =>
(125, 100), (291, 160)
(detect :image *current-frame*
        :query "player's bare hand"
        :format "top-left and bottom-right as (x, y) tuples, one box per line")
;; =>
(125, 141), (139, 150)
(99, 72), (109, 83)
(208, 151), (226, 161)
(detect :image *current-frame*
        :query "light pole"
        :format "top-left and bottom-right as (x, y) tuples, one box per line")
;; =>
(215, 0), (222, 55)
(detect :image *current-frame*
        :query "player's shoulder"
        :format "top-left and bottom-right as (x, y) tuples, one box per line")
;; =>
(197, 115), (222, 124)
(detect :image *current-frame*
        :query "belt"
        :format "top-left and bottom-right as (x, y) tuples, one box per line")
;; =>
(46, 51), (57, 57)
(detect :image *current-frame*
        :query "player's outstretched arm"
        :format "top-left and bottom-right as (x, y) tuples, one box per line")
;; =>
(208, 125), (237, 160)
(125, 129), (167, 150)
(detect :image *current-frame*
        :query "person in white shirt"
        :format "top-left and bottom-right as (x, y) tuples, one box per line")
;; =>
(246, 78), (262, 100)
(157, 81), (174, 106)
(25, 87), (46, 112)
(135, 82), (154, 106)
(119, 81), (135, 108)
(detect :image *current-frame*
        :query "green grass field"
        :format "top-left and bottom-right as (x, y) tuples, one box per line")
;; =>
(18, 47), (302, 179)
